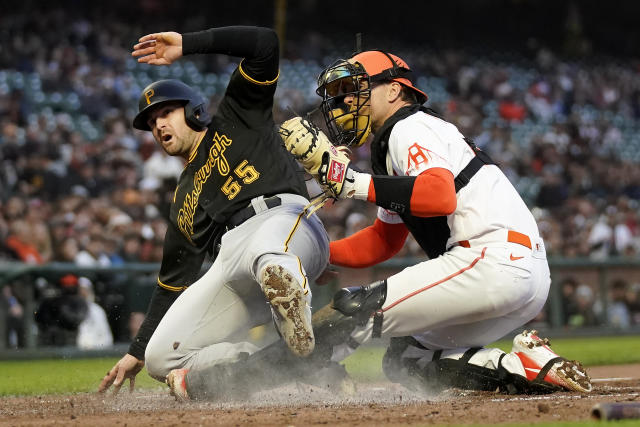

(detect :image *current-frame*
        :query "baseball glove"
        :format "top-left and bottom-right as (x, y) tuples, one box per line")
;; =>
(279, 116), (352, 199)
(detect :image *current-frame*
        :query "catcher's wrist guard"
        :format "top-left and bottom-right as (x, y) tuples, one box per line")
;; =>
(341, 169), (371, 200)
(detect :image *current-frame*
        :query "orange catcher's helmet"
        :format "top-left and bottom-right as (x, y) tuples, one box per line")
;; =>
(351, 51), (428, 104)
(316, 50), (427, 147)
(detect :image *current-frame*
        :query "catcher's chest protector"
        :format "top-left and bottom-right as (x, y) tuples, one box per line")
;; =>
(370, 105), (494, 258)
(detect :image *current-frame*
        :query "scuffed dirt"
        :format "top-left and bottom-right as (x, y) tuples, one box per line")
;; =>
(1, 364), (638, 426)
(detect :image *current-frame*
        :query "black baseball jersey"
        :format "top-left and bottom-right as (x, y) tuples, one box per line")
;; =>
(157, 66), (307, 290)
(128, 26), (309, 361)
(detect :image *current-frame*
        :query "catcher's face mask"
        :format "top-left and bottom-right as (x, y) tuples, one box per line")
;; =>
(316, 60), (372, 147)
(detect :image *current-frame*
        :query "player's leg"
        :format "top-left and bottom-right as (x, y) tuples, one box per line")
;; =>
(244, 195), (329, 357)
(145, 256), (275, 381)
(180, 305), (355, 401)
(196, 244), (533, 396)
(377, 242), (591, 393)
(166, 197), (331, 400)
(335, 242), (551, 348)
(382, 328), (591, 394)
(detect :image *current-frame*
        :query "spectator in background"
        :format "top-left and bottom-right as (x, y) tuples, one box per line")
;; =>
(2, 285), (25, 348)
(498, 94), (526, 122)
(607, 279), (631, 329)
(626, 283), (640, 326)
(535, 170), (569, 209)
(128, 311), (146, 341)
(587, 213), (614, 259)
(120, 233), (143, 262)
(4, 220), (44, 264)
(76, 277), (114, 349)
(560, 277), (580, 325)
(344, 212), (368, 236)
(35, 274), (88, 346)
(57, 237), (81, 263)
(75, 234), (111, 267)
(24, 199), (54, 263)
(612, 210), (635, 256)
(568, 284), (599, 327)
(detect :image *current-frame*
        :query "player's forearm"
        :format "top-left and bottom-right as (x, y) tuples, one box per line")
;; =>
(128, 285), (181, 360)
(351, 168), (456, 217)
(182, 26), (278, 81)
(330, 219), (409, 268)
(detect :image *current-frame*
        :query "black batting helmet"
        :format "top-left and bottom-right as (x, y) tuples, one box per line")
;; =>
(133, 79), (211, 131)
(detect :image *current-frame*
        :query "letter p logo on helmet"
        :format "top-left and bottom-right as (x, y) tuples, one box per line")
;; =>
(144, 89), (155, 105)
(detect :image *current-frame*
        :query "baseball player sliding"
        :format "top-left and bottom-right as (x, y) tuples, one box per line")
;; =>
(98, 25), (329, 398)
(149, 50), (593, 401)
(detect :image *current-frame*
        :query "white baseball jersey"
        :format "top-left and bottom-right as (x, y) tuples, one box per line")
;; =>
(380, 111), (540, 246)
(334, 110), (551, 379)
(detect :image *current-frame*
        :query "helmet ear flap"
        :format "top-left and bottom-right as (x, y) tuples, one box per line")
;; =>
(184, 101), (210, 131)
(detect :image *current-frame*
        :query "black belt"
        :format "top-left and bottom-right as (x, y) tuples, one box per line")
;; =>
(225, 196), (282, 230)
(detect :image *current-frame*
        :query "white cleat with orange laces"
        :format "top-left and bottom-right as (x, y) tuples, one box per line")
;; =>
(512, 330), (592, 393)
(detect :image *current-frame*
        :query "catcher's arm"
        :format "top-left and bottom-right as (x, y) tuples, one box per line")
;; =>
(278, 116), (457, 217)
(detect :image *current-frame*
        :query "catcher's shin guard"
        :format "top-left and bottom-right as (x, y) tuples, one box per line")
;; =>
(291, 279), (387, 363)
(383, 339), (561, 395)
(330, 280), (387, 337)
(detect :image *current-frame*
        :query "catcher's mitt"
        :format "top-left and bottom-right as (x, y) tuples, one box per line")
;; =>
(279, 116), (352, 199)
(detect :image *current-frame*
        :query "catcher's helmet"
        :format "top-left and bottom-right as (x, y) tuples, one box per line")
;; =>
(350, 51), (427, 104)
(316, 51), (427, 147)
(133, 79), (211, 131)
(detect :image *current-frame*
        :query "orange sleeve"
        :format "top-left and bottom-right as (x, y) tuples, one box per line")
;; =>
(329, 218), (409, 268)
(368, 167), (456, 217)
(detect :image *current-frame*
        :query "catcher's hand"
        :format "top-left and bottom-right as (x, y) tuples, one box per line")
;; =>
(279, 117), (353, 198)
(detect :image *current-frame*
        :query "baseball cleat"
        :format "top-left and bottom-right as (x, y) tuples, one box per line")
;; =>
(261, 265), (314, 357)
(166, 368), (190, 401)
(513, 330), (592, 393)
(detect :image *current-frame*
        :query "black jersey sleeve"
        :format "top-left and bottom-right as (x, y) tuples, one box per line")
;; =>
(128, 285), (180, 360)
(182, 26), (278, 83)
(182, 26), (279, 127)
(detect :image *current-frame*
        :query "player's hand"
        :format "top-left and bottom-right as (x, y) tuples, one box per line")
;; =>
(132, 32), (183, 65)
(98, 353), (145, 395)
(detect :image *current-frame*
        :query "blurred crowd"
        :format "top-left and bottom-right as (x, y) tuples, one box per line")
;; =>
(1, 8), (640, 348)
(556, 277), (640, 328)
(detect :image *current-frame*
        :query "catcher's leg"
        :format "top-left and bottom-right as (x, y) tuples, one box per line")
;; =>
(381, 337), (556, 395)
(382, 331), (591, 395)
(180, 280), (387, 400)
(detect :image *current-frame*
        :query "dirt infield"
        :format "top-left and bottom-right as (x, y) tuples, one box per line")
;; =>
(1, 364), (638, 426)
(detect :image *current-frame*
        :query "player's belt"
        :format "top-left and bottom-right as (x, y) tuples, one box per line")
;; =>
(225, 196), (282, 230)
(458, 230), (532, 249)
